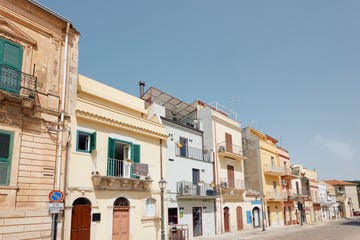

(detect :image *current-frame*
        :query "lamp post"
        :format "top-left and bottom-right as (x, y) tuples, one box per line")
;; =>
(159, 178), (167, 240)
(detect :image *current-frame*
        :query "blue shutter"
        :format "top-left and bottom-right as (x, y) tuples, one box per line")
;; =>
(246, 211), (252, 224)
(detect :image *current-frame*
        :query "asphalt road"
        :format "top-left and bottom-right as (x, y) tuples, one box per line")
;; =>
(246, 217), (360, 240)
(198, 217), (360, 240)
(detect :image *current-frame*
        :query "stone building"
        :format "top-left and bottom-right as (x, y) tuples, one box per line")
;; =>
(0, 0), (79, 239)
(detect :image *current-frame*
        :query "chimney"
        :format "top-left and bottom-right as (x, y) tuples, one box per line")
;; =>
(139, 81), (145, 97)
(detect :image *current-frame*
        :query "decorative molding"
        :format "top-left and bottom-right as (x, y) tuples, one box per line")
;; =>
(0, 17), (37, 48)
(76, 110), (168, 140)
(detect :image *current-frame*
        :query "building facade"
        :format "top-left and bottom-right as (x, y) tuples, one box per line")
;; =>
(64, 75), (167, 240)
(0, 0), (79, 239)
(141, 86), (217, 239)
(198, 103), (259, 234)
(242, 127), (285, 229)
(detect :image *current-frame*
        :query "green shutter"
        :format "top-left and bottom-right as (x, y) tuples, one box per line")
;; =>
(90, 132), (96, 152)
(0, 38), (23, 95)
(132, 144), (140, 163)
(107, 138), (115, 176)
(0, 130), (13, 185)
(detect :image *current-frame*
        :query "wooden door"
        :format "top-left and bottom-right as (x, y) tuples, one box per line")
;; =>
(227, 165), (235, 188)
(71, 205), (91, 240)
(113, 207), (129, 240)
(224, 207), (230, 232)
(236, 206), (243, 230)
(225, 133), (233, 152)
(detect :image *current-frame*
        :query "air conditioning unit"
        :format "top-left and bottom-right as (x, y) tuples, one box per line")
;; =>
(183, 184), (192, 195)
(282, 179), (287, 186)
(218, 145), (225, 152)
(220, 181), (228, 188)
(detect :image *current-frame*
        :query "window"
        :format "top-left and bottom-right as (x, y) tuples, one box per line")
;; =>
(107, 137), (140, 177)
(0, 38), (23, 94)
(0, 130), (14, 185)
(168, 208), (178, 225)
(76, 130), (96, 153)
(145, 198), (156, 217)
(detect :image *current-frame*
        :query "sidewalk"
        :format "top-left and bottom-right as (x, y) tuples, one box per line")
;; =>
(197, 219), (345, 240)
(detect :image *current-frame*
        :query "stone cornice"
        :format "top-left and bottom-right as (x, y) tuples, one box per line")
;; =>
(76, 110), (167, 140)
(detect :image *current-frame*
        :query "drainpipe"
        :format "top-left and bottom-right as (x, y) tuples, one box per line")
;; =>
(52, 21), (70, 240)
(56, 22), (70, 190)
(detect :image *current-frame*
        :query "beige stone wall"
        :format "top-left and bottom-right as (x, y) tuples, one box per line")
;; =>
(0, 0), (79, 239)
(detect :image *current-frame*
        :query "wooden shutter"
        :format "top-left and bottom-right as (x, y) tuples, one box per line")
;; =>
(107, 138), (115, 176)
(0, 131), (13, 185)
(132, 144), (140, 163)
(90, 132), (96, 152)
(0, 38), (23, 94)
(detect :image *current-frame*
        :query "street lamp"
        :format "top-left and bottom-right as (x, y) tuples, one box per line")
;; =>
(159, 178), (167, 240)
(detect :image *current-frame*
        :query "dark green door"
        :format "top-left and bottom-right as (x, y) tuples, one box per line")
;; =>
(0, 38), (23, 94)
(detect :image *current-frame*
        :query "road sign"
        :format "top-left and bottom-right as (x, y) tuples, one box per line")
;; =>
(49, 202), (64, 214)
(48, 190), (64, 202)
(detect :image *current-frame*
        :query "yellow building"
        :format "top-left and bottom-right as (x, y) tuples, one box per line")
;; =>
(0, 0), (79, 239)
(64, 75), (167, 240)
(242, 127), (285, 228)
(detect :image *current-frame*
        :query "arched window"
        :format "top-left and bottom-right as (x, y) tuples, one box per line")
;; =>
(145, 198), (156, 217)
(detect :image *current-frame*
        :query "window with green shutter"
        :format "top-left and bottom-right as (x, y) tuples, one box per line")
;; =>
(107, 138), (142, 178)
(76, 130), (96, 153)
(0, 38), (23, 94)
(0, 130), (14, 185)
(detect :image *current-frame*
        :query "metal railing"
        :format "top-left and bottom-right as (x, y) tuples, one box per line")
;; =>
(265, 191), (287, 200)
(219, 178), (245, 190)
(217, 141), (243, 156)
(107, 158), (149, 179)
(0, 64), (37, 96)
(263, 164), (285, 174)
(175, 144), (212, 162)
(176, 180), (217, 197)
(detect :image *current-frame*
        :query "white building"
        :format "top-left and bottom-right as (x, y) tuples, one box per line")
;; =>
(142, 87), (217, 239)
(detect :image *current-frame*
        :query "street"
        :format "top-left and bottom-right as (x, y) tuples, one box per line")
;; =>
(199, 217), (360, 240)
(247, 217), (360, 240)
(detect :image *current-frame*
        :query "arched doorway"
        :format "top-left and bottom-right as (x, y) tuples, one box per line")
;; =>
(223, 207), (230, 232)
(236, 206), (243, 230)
(252, 207), (260, 228)
(71, 197), (91, 240)
(113, 197), (130, 240)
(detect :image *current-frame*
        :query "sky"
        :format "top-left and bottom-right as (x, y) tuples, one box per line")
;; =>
(35, 0), (360, 181)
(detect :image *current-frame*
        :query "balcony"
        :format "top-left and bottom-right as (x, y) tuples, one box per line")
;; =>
(263, 164), (285, 176)
(265, 191), (286, 202)
(175, 144), (212, 162)
(0, 64), (37, 97)
(217, 142), (245, 161)
(91, 158), (152, 191)
(282, 190), (301, 201)
(176, 181), (218, 199)
(219, 178), (245, 200)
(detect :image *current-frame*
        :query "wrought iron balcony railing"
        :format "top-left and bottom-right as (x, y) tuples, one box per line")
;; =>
(263, 164), (285, 175)
(0, 64), (37, 97)
(176, 180), (217, 197)
(175, 144), (212, 162)
(107, 158), (149, 179)
(217, 141), (243, 156)
(219, 178), (245, 190)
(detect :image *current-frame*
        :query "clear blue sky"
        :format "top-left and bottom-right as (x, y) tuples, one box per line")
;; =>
(36, 0), (360, 180)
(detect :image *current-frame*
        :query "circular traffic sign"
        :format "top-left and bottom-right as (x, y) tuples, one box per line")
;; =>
(48, 190), (64, 202)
